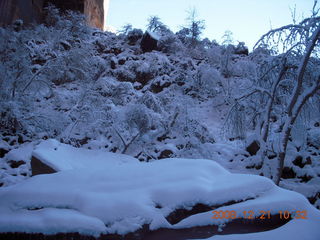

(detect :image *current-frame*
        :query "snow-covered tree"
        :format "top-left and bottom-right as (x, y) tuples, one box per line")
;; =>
(252, 2), (320, 184)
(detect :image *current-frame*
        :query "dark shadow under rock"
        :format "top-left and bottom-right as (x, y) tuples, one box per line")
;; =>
(0, 214), (291, 240)
(166, 198), (255, 225)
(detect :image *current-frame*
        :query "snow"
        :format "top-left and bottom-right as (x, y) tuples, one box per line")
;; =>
(0, 140), (319, 238)
(32, 139), (139, 171)
(147, 30), (160, 41)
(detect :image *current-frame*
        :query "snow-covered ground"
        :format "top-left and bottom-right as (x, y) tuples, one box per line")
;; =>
(0, 140), (319, 239)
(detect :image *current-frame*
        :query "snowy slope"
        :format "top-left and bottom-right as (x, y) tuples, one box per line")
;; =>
(0, 141), (319, 239)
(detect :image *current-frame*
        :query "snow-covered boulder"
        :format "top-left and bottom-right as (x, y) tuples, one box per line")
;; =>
(1, 142), (320, 239)
(31, 139), (139, 175)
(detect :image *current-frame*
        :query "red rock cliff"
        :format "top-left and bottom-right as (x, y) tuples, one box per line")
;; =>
(0, 0), (108, 30)
(0, 0), (44, 27)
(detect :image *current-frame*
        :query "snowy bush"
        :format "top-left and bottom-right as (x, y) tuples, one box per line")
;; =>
(191, 64), (223, 97)
(158, 32), (184, 54)
(232, 60), (258, 79)
(127, 28), (143, 45)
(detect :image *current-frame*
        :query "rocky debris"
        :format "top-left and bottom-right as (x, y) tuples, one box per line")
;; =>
(281, 167), (296, 179)
(7, 160), (26, 169)
(292, 155), (312, 168)
(141, 31), (159, 52)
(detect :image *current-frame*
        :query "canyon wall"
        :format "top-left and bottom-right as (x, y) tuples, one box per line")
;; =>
(0, 0), (44, 27)
(0, 0), (108, 30)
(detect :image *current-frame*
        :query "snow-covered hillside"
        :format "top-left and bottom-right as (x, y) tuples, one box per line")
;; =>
(0, 4), (320, 239)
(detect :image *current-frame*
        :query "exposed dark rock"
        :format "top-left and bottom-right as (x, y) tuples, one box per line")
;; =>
(267, 153), (277, 160)
(141, 31), (159, 53)
(308, 192), (320, 206)
(31, 156), (56, 176)
(60, 41), (71, 50)
(118, 59), (126, 65)
(158, 149), (173, 159)
(17, 134), (24, 144)
(281, 167), (296, 179)
(305, 156), (312, 165)
(157, 134), (170, 142)
(314, 122), (320, 127)
(136, 71), (154, 86)
(110, 59), (117, 69)
(105, 47), (123, 55)
(8, 160), (26, 169)
(246, 140), (260, 156)
(298, 175), (313, 183)
(0, 214), (291, 240)
(166, 203), (213, 225)
(150, 81), (171, 94)
(292, 156), (304, 168)
(0, 148), (9, 158)
(246, 164), (262, 170)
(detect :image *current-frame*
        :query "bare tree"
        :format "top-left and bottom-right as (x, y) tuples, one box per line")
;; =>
(185, 8), (205, 46)
(146, 16), (167, 33)
(254, 1), (320, 185)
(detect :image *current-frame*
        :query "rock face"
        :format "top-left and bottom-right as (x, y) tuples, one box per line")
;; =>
(0, 0), (109, 30)
(84, 0), (108, 30)
(0, 0), (44, 27)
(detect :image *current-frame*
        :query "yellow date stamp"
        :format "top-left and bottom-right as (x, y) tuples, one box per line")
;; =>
(211, 210), (307, 220)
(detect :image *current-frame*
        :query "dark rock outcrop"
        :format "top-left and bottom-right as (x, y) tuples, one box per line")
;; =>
(0, 148), (9, 158)
(141, 31), (159, 52)
(31, 156), (56, 176)
(0, 0), (108, 30)
(246, 140), (260, 156)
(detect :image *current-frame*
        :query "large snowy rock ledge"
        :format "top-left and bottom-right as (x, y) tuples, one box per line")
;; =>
(0, 140), (319, 240)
